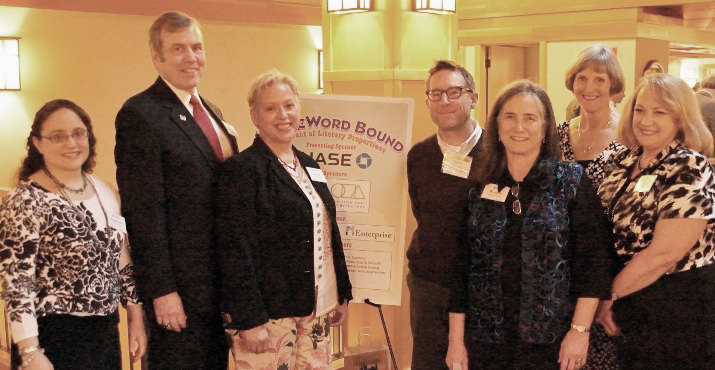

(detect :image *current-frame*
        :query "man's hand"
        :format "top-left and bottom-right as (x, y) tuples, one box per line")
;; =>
(153, 292), (187, 332)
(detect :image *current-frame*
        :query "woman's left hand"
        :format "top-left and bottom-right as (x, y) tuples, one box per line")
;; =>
(558, 329), (589, 370)
(126, 305), (148, 362)
(328, 302), (348, 326)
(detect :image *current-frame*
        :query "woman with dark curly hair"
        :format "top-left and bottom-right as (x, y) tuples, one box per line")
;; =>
(0, 99), (146, 369)
(446, 80), (616, 370)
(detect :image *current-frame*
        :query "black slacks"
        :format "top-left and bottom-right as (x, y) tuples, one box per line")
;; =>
(407, 272), (452, 370)
(12, 312), (121, 370)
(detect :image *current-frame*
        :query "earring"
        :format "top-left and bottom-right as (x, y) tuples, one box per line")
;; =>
(542, 138), (546, 144)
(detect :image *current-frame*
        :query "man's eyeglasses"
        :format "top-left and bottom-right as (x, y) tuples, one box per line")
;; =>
(39, 129), (88, 144)
(425, 86), (472, 102)
(511, 183), (522, 215)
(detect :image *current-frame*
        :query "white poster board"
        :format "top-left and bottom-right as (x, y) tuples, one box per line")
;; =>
(294, 93), (413, 305)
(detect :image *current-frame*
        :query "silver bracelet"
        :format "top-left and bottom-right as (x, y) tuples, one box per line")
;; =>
(18, 345), (40, 356)
(18, 347), (44, 369)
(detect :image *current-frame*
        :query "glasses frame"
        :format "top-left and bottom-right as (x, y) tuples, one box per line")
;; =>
(39, 129), (89, 144)
(425, 86), (472, 102)
(511, 183), (522, 215)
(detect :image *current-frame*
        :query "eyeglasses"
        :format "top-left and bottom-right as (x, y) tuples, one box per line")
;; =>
(425, 86), (472, 102)
(39, 129), (88, 144)
(511, 183), (522, 215)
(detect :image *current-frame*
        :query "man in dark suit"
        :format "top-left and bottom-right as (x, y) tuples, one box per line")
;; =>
(114, 11), (238, 369)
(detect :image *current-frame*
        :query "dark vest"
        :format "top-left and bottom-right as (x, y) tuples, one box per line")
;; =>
(465, 161), (583, 344)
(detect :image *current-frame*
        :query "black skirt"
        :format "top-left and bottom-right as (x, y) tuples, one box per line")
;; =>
(613, 263), (715, 369)
(12, 312), (121, 370)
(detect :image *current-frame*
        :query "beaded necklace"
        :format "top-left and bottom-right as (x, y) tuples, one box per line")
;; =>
(277, 153), (300, 178)
(43, 167), (111, 237)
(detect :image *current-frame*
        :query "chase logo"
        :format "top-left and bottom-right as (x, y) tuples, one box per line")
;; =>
(356, 153), (372, 169)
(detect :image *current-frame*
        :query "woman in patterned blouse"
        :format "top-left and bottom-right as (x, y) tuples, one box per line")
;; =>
(559, 45), (628, 370)
(597, 74), (715, 368)
(446, 80), (615, 370)
(560, 45), (626, 189)
(0, 100), (146, 369)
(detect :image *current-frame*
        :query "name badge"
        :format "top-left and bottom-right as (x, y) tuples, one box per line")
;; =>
(307, 167), (327, 183)
(480, 183), (509, 202)
(108, 214), (127, 233)
(634, 175), (657, 192)
(441, 153), (473, 179)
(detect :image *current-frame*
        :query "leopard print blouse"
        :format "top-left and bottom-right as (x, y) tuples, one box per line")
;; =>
(558, 119), (624, 188)
(598, 141), (715, 272)
(0, 178), (139, 342)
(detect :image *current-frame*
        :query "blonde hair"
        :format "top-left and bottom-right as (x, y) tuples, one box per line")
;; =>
(247, 69), (299, 110)
(565, 44), (625, 96)
(617, 73), (714, 156)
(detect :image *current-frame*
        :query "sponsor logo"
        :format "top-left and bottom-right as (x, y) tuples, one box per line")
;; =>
(356, 153), (372, 169)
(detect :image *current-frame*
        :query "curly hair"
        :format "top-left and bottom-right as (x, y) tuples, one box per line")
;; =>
(18, 99), (97, 181)
(247, 69), (300, 111)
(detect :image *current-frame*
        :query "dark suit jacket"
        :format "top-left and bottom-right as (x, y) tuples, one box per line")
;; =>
(217, 136), (353, 330)
(114, 77), (238, 315)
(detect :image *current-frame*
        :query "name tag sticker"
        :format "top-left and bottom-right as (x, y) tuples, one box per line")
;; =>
(108, 214), (127, 233)
(635, 175), (657, 192)
(307, 167), (327, 183)
(481, 183), (509, 202)
(441, 153), (472, 179)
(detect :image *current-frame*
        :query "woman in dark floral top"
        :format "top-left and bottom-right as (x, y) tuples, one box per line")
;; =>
(0, 99), (146, 369)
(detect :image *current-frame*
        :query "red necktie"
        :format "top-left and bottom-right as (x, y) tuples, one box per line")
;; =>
(189, 94), (224, 161)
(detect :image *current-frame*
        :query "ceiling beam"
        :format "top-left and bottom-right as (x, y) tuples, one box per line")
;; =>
(0, 0), (322, 25)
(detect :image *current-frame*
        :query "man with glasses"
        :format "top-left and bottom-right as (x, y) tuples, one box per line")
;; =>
(406, 60), (482, 369)
(114, 11), (238, 369)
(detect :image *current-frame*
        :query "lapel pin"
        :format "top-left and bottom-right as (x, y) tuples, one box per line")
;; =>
(179, 114), (187, 121)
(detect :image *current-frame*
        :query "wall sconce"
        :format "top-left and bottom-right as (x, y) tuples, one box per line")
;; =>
(0, 37), (21, 90)
(327, 0), (373, 14)
(414, 0), (457, 14)
(318, 50), (324, 90)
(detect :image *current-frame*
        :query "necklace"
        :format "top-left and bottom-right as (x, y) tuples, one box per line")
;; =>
(576, 117), (612, 154)
(277, 153), (300, 177)
(42, 168), (88, 194)
(44, 167), (111, 236)
(637, 156), (647, 171)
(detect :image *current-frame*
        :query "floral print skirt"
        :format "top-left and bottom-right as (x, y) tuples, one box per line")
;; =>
(231, 314), (332, 370)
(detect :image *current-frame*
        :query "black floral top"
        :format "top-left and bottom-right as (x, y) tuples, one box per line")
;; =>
(558, 119), (624, 188)
(598, 141), (715, 272)
(0, 178), (139, 342)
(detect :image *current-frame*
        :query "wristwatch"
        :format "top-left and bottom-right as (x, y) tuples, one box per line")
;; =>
(571, 323), (590, 333)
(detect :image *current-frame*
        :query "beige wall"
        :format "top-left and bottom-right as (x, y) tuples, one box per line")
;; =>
(0, 5), (322, 189)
